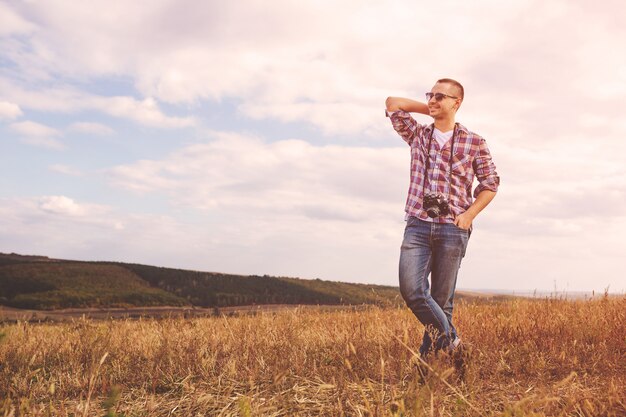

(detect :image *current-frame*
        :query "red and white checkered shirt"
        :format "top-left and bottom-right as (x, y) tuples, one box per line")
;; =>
(387, 110), (500, 223)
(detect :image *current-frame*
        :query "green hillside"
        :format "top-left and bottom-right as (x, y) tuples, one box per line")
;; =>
(118, 263), (402, 307)
(0, 253), (402, 310)
(0, 259), (188, 310)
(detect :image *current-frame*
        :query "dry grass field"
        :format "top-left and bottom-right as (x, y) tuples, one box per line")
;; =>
(0, 296), (624, 416)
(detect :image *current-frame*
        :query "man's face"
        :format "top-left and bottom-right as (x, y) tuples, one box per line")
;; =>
(427, 82), (461, 119)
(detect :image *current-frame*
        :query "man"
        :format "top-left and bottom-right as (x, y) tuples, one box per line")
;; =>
(385, 78), (500, 363)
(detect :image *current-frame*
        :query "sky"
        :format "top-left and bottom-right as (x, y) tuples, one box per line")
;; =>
(1, 0), (625, 293)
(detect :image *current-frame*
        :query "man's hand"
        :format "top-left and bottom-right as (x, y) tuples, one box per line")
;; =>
(453, 190), (497, 230)
(454, 211), (474, 230)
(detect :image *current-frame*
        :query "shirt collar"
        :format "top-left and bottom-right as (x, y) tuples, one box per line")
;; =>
(425, 122), (469, 135)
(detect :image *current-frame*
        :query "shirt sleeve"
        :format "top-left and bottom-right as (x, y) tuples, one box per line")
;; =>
(386, 109), (423, 146)
(472, 137), (500, 197)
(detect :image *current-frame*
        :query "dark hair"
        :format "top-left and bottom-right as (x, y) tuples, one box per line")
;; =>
(437, 78), (464, 100)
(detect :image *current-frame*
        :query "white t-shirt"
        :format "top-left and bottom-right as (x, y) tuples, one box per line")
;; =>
(433, 128), (453, 148)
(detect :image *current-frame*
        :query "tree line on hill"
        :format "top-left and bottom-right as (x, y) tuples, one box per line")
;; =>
(0, 253), (402, 310)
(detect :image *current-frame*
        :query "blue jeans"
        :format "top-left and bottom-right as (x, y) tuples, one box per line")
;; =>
(399, 216), (469, 356)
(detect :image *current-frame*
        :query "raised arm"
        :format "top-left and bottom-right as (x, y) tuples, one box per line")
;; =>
(385, 97), (430, 115)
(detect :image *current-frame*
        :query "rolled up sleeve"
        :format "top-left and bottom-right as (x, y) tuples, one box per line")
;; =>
(386, 109), (423, 146)
(473, 137), (500, 197)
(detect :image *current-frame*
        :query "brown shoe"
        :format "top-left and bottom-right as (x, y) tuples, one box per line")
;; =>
(411, 352), (430, 382)
(450, 342), (470, 380)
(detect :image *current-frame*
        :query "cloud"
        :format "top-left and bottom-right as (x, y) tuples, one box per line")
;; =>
(49, 164), (83, 176)
(0, 2), (36, 35)
(0, 101), (22, 120)
(108, 131), (407, 221)
(10, 120), (61, 137)
(0, 196), (130, 261)
(9, 120), (64, 149)
(99, 96), (194, 128)
(0, 1), (577, 133)
(0, 196), (110, 223)
(39, 195), (89, 216)
(2, 0), (625, 140)
(68, 122), (114, 135)
(18, 136), (64, 149)
(0, 78), (196, 128)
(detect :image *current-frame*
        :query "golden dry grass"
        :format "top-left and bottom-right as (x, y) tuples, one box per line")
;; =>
(0, 296), (624, 416)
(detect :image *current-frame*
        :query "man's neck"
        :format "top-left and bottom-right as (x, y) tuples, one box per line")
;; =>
(434, 117), (456, 133)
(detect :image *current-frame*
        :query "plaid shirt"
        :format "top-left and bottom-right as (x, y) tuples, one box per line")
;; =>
(387, 110), (500, 223)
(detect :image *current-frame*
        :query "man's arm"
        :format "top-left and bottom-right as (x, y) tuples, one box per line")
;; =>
(455, 136), (500, 230)
(385, 97), (430, 115)
(454, 190), (496, 230)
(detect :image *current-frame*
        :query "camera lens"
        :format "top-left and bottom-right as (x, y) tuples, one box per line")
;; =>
(426, 207), (440, 218)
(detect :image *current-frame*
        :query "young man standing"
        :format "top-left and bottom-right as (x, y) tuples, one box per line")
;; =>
(385, 79), (500, 363)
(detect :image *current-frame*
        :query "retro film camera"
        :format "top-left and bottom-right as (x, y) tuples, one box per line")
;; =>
(423, 192), (450, 218)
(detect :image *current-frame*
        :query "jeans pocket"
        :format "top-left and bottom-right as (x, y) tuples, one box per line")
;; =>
(453, 223), (470, 233)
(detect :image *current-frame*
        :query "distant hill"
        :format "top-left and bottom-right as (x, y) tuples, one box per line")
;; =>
(0, 258), (188, 310)
(0, 253), (54, 266)
(0, 253), (403, 310)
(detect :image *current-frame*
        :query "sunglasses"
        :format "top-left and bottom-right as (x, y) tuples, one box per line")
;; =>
(425, 92), (459, 101)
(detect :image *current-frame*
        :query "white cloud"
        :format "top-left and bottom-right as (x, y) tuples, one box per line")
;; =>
(0, 78), (196, 128)
(0, 1), (583, 133)
(19, 136), (64, 149)
(0, 101), (22, 120)
(97, 96), (194, 128)
(108, 131), (407, 220)
(0, 196), (134, 262)
(9, 120), (64, 149)
(0, 196), (110, 224)
(2, 0), (625, 139)
(68, 122), (114, 135)
(49, 164), (82, 176)
(0, 2), (36, 35)
(10, 120), (61, 137)
(39, 196), (88, 216)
